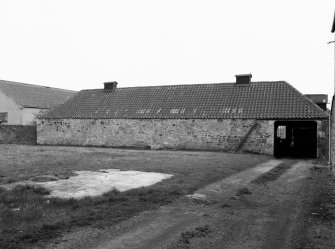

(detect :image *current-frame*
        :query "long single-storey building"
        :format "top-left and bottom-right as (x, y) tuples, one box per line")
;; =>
(37, 75), (329, 158)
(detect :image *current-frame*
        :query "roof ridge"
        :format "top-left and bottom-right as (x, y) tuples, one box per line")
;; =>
(82, 81), (287, 91)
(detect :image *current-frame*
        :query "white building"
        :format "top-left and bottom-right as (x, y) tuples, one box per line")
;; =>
(0, 80), (75, 125)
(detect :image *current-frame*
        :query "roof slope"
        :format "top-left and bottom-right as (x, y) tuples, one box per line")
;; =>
(42, 81), (328, 120)
(0, 80), (76, 109)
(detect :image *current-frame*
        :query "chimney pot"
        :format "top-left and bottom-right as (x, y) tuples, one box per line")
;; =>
(235, 74), (252, 84)
(104, 81), (118, 90)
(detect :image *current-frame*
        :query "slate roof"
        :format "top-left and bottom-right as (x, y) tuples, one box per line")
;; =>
(0, 80), (76, 109)
(42, 81), (328, 120)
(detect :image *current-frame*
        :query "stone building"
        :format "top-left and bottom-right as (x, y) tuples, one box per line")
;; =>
(0, 80), (76, 125)
(38, 75), (328, 158)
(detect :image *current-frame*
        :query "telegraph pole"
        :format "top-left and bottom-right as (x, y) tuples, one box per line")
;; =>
(328, 12), (335, 165)
(332, 10), (335, 94)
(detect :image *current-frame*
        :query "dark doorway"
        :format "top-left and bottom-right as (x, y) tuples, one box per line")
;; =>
(274, 121), (317, 158)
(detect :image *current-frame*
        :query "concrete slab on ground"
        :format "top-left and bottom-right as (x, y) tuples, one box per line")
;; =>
(3, 169), (173, 199)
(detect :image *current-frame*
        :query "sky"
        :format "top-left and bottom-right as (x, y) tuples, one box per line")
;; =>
(0, 1), (334, 102)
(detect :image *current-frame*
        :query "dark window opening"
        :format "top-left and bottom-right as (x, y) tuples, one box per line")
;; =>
(0, 112), (8, 124)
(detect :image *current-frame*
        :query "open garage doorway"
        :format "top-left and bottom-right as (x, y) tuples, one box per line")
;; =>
(274, 121), (317, 158)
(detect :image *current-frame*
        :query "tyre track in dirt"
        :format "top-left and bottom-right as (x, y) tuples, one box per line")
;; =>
(41, 159), (312, 249)
(80, 159), (283, 249)
(210, 160), (312, 249)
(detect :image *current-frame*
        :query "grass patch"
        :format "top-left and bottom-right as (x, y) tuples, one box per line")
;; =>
(0, 186), (153, 248)
(0, 184), (187, 248)
(0, 144), (271, 248)
(220, 203), (231, 208)
(236, 187), (252, 196)
(309, 167), (335, 220)
(251, 160), (295, 184)
(179, 225), (213, 244)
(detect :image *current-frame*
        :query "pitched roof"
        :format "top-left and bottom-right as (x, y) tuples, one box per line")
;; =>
(42, 81), (328, 120)
(0, 80), (76, 109)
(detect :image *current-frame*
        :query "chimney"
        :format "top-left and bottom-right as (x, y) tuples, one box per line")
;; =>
(235, 74), (252, 84)
(104, 81), (118, 91)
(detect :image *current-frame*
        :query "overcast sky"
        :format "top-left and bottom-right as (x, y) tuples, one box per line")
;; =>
(0, 1), (334, 101)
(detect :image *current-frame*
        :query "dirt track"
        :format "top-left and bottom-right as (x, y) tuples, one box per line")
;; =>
(40, 158), (321, 249)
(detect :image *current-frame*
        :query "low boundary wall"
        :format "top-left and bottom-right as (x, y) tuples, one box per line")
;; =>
(0, 125), (37, 145)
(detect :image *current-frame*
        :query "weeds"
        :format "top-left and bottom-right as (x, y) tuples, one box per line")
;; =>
(129, 186), (184, 204)
(220, 203), (231, 208)
(236, 187), (252, 196)
(179, 225), (213, 244)
(309, 169), (335, 220)
(0, 184), (185, 248)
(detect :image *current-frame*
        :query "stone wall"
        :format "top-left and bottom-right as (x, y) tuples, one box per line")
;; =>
(0, 125), (37, 144)
(37, 118), (274, 155)
(318, 119), (329, 160)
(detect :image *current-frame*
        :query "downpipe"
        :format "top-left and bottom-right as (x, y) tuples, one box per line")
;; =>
(329, 112), (331, 165)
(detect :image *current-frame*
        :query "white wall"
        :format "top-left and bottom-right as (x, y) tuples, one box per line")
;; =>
(0, 91), (22, 124)
(22, 108), (45, 125)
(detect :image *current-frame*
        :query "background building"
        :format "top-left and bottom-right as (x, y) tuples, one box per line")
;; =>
(0, 80), (76, 125)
